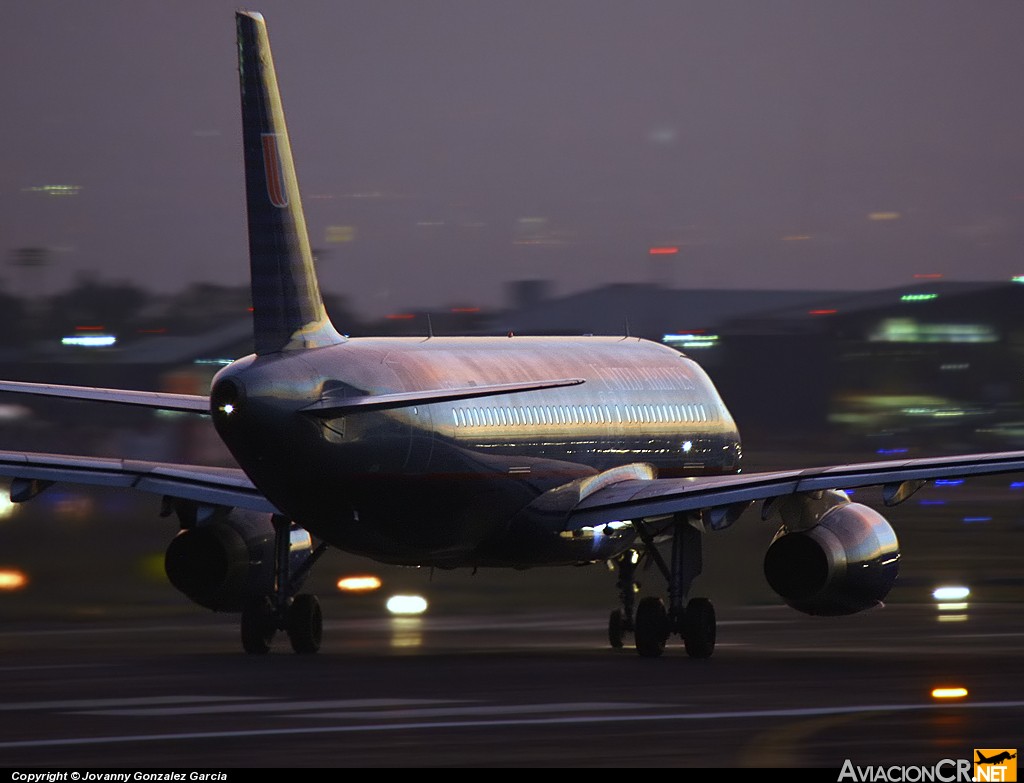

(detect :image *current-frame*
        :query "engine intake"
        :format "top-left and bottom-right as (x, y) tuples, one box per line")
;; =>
(763, 500), (900, 616)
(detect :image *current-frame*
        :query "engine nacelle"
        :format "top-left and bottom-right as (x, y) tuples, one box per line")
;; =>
(164, 510), (313, 612)
(763, 501), (900, 616)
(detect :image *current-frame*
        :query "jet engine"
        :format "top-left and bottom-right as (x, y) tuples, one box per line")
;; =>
(164, 509), (313, 612)
(762, 494), (900, 616)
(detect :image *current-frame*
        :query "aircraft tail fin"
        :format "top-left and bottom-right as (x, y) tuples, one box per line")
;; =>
(236, 11), (344, 355)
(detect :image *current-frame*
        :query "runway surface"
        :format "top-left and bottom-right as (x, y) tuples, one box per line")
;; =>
(0, 601), (1021, 769)
(0, 466), (1021, 768)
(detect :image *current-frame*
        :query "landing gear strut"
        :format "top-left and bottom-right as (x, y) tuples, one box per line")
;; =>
(608, 514), (716, 659)
(241, 515), (328, 655)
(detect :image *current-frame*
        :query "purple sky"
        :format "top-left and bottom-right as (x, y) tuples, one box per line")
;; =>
(3, 1), (1024, 320)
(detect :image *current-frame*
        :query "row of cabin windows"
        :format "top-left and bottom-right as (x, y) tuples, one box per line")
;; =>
(450, 403), (713, 428)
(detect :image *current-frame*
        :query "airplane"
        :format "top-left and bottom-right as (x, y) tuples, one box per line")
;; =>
(977, 752), (1017, 765)
(3, 9), (1024, 659)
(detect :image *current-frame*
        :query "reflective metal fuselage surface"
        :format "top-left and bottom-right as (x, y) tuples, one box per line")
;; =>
(211, 336), (742, 568)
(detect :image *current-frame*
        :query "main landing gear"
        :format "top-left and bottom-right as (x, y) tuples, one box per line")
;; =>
(607, 514), (716, 659)
(241, 515), (329, 655)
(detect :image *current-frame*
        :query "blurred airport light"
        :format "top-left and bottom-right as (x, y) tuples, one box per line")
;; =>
(62, 334), (116, 347)
(930, 687), (968, 700)
(337, 575), (382, 593)
(0, 487), (17, 519)
(0, 569), (28, 591)
(932, 586), (970, 601)
(386, 594), (428, 615)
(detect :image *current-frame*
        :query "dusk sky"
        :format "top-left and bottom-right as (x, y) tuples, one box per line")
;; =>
(3, 1), (1024, 320)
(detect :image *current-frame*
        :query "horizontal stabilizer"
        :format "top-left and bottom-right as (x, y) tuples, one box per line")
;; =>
(300, 377), (585, 417)
(0, 380), (209, 414)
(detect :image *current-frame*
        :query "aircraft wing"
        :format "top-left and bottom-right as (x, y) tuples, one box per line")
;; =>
(0, 380), (209, 414)
(0, 449), (278, 514)
(568, 449), (1024, 529)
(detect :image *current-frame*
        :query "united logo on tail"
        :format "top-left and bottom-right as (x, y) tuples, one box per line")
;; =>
(261, 133), (288, 207)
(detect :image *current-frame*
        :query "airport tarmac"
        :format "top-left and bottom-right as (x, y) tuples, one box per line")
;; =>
(0, 602), (1020, 769)
(0, 461), (1021, 769)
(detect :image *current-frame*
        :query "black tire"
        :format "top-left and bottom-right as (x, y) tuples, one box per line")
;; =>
(683, 597), (716, 659)
(634, 596), (669, 658)
(241, 596), (276, 655)
(608, 609), (626, 649)
(287, 594), (323, 654)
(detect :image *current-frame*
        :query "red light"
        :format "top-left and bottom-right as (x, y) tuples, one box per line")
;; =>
(137, 328), (168, 334)
(913, 273), (944, 279)
(648, 247), (679, 255)
(451, 307), (481, 314)
(75, 325), (104, 331)
(385, 313), (416, 320)
(809, 309), (837, 315)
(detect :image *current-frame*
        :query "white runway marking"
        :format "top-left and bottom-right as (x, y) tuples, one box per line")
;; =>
(0, 699), (1022, 750)
(0, 696), (260, 711)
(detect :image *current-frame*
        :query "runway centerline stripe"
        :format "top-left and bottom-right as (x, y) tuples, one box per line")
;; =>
(74, 699), (466, 716)
(1, 700), (1023, 750)
(0, 696), (262, 711)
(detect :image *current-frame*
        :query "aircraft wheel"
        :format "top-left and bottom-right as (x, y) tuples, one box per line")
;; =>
(683, 597), (716, 659)
(608, 609), (626, 649)
(634, 596), (669, 658)
(286, 594), (323, 654)
(241, 596), (276, 655)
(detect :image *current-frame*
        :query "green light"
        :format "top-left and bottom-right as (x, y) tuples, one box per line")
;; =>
(1012, 276), (1024, 284)
(900, 293), (938, 302)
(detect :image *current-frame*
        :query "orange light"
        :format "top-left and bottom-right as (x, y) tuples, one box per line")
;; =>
(450, 307), (481, 313)
(809, 309), (837, 315)
(337, 575), (382, 593)
(385, 313), (416, 320)
(931, 687), (968, 700)
(648, 247), (679, 255)
(913, 273), (944, 279)
(0, 569), (28, 591)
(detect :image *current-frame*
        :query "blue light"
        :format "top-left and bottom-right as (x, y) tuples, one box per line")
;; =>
(934, 479), (964, 486)
(962, 517), (991, 524)
(918, 500), (946, 506)
(1010, 482), (1024, 489)
(876, 448), (909, 455)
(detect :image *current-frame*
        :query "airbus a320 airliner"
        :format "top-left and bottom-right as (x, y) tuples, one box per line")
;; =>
(2, 11), (1024, 658)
